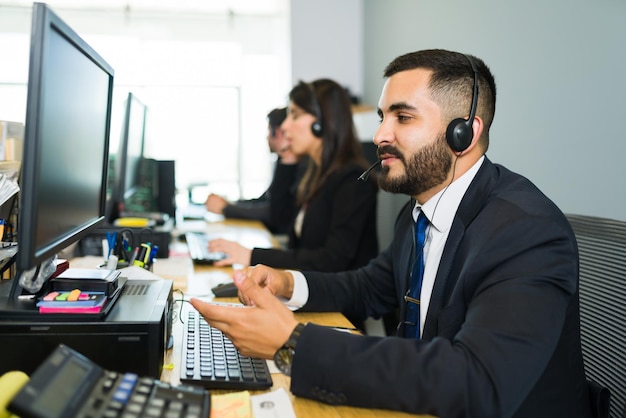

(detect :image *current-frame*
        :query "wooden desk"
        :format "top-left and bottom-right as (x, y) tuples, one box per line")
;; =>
(72, 219), (428, 418)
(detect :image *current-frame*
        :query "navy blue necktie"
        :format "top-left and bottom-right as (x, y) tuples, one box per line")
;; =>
(404, 211), (429, 339)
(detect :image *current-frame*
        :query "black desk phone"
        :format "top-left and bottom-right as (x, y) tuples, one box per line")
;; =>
(7, 344), (210, 418)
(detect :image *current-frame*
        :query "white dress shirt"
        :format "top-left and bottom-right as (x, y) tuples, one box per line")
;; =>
(286, 156), (485, 336)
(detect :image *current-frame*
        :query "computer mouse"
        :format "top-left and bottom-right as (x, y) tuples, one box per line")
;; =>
(211, 282), (239, 298)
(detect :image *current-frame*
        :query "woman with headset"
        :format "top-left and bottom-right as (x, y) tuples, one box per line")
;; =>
(208, 78), (379, 273)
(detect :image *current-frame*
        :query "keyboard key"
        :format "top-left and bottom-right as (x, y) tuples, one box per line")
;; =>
(73, 367), (209, 418)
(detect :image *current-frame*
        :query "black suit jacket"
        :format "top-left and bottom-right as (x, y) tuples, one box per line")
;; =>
(291, 157), (591, 418)
(251, 163), (378, 272)
(223, 158), (307, 234)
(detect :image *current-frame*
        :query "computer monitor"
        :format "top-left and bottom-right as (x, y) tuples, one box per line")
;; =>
(13, 2), (114, 295)
(107, 92), (148, 222)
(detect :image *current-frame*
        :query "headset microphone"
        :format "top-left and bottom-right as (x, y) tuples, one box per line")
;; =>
(357, 160), (382, 181)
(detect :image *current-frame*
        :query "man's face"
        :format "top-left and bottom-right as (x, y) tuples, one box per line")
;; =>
(375, 68), (453, 199)
(267, 125), (280, 153)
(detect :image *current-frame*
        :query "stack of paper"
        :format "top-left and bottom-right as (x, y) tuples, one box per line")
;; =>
(0, 161), (20, 208)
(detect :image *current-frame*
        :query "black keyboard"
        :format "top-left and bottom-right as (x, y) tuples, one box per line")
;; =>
(180, 309), (273, 390)
(185, 232), (227, 264)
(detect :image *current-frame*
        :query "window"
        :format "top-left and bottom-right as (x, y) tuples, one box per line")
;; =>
(0, 0), (290, 202)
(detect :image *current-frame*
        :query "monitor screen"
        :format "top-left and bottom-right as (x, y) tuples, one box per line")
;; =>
(16, 3), (114, 275)
(108, 92), (147, 221)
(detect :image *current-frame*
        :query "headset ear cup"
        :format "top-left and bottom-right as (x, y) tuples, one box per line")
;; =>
(311, 120), (323, 137)
(446, 118), (472, 152)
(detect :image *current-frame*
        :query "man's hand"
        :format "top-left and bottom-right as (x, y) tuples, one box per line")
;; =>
(190, 271), (299, 358)
(208, 238), (252, 266)
(205, 193), (228, 214)
(236, 265), (295, 304)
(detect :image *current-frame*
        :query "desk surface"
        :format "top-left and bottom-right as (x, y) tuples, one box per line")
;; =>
(72, 219), (429, 418)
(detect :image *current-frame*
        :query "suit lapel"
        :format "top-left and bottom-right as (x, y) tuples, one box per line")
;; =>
(422, 158), (498, 339)
(395, 199), (418, 329)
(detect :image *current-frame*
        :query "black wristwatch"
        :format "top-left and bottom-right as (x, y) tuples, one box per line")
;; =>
(273, 323), (305, 376)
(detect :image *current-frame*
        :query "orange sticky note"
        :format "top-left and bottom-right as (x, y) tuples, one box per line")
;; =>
(210, 391), (251, 418)
(67, 289), (81, 301)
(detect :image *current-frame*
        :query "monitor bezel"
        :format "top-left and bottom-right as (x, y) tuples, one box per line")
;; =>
(109, 92), (147, 221)
(16, 2), (114, 279)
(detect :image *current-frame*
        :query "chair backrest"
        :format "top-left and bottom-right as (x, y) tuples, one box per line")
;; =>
(567, 214), (626, 418)
(376, 190), (407, 252)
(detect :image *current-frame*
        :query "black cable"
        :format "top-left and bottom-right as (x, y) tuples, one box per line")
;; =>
(172, 288), (194, 324)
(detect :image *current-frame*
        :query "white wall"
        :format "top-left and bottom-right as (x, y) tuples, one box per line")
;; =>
(362, 0), (626, 222)
(290, 0), (364, 99)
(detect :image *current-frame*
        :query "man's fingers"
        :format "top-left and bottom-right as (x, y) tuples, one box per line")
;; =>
(189, 298), (230, 328)
(233, 270), (276, 308)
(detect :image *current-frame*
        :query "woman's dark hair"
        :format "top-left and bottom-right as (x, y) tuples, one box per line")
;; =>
(289, 79), (370, 204)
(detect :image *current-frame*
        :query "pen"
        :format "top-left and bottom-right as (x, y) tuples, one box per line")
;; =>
(129, 246), (139, 265)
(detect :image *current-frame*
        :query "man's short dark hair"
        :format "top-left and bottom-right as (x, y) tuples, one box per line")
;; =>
(384, 49), (496, 143)
(267, 107), (287, 136)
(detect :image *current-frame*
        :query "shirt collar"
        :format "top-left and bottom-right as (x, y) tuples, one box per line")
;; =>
(413, 155), (485, 233)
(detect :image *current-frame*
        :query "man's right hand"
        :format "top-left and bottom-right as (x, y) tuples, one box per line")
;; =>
(235, 265), (294, 305)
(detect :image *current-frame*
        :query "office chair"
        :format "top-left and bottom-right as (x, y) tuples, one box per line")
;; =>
(371, 190), (408, 336)
(567, 214), (626, 418)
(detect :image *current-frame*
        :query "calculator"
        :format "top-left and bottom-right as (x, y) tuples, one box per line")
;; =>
(8, 344), (210, 418)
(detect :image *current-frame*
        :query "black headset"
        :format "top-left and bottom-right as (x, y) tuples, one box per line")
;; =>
(303, 81), (324, 137)
(445, 54), (479, 153)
